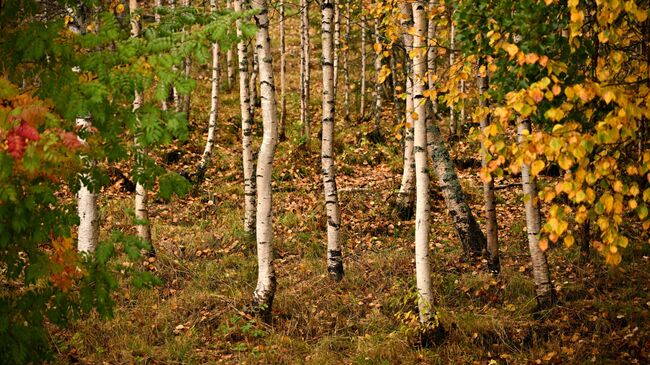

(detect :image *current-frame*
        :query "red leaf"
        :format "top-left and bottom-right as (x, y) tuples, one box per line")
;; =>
(16, 122), (40, 141)
(61, 131), (82, 150)
(7, 131), (26, 159)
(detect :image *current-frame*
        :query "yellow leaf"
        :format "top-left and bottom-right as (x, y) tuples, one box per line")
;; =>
(539, 238), (549, 251)
(373, 43), (382, 54)
(558, 155), (573, 170)
(502, 42), (519, 58)
(531, 160), (545, 176)
(564, 234), (575, 247)
(525, 53), (539, 64)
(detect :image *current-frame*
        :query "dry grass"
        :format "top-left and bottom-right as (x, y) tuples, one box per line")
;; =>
(52, 2), (650, 364)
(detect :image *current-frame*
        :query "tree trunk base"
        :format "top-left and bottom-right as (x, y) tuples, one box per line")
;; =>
(394, 201), (415, 221)
(418, 323), (445, 348)
(534, 291), (557, 314)
(328, 250), (344, 282)
(366, 127), (385, 144)
(487, 254), (500, 276)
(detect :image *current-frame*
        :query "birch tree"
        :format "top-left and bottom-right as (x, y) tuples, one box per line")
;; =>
(359, 14), (367, 118)
(371, 16), (383, 139)
(333, 0), (340, 97)
(479, 71), (499, 274)
(517, 120), (555, 308)
(130, 0), (153, 254)
(412, 0), (443, 339)
(448, 8), (457, 136)
(321, 0), (344, 281)
(279, 0), (287, 141)
(300, 0), (311, 144)
(395, 3), (415, 219)
(197, 0), (221, 181)
(251, 0), (278, 317)
(234, 0), (256, 234)
(76, 118), (99, 253)
(342, 0), (351, 120)
(226, 0), (236, 90)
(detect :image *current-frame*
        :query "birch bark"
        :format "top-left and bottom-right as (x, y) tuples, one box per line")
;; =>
(517, 120), (555, 308)
(479, 71), (499, 273)
(197, 0), (221, 180)
(131, 0), (154, 255)
(322, 0), (344, 281)
(395, 3), (415, 219)
(234, 0), (256, 234)
(300, 0), (311, 144)
(251, 0), (278, 317)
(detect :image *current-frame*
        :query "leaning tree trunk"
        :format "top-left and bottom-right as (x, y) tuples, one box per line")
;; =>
(251, 0), (278, 319)
(300, 0), (311, 144)
(412, 0), (443, 340)
(343, 0), (351, 120)
(478, 71), (499, 274)
(321, 0), (344, 281)
(278, 0), (287, 141)
(427, 121), (487, 256)
(197, 0), (221, 181)
(130, 0), (154, 256)
(76, 117), (100, 253)
(395, 2), (415, 219)
(517, 120), (555, 309)
(234, 0), (256, 234)
(359, 15), (367, 118)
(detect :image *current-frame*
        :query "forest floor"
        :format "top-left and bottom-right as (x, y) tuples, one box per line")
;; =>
(54, 5), (650, 365)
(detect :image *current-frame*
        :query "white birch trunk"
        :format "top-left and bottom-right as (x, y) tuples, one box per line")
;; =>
(198, 2), (220, 179)
(479, 71), (499, 274)
(517, 120), (555, 308)
(321, 0), (344, 281)
(249, 45), (259, 107)
(412, 2), (442, 336)
(395, 3), (415, 218)
(76, 117), (100, 253)
(448, 10), (456, 136)
(131, 0), (153, 254)
(333, 0), (340, 97)
(226, 0), (236, 90)
(343, 0), (351, 119)
(372, 18), (383, 134)
(279, 0), (287, 141)
(359, 15), (367, 118)
(251, 0), (277, 317)
(300, 0), (311, 143)
(234, 0), (256, 234)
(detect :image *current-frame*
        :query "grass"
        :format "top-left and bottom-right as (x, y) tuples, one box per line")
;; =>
(52, 5), (650, 365)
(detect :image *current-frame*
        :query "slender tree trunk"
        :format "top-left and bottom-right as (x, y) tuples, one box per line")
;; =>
(333, 0), (340, 97)
(578, 219), (590, 263)
(300, 0), (311, 144)
(425, 0), (436, 166)
(251, 0), (278, 319)
(321, 0), (344, 281)
(131, 0), (154, 255)
(517, 120), (555, 309)
(249, 46), (259, 107)
(359, 15), (367, 118)
(412, 0), (443, 340)
(197, 1), (221, 181)
(448, 9), (456, 136)
(395, 3), (415, 219)
(234, 0), (256, 234)
(390, 46), (404, 126)
(372, 18), (383, 136)
(343, 0), (351, 120)
(478, 71), (499, 274)
(226, 0), (236, 91)
(76, 117), (99, 253)
(279, 0), (287, 141)
(154, 0), (168, 111)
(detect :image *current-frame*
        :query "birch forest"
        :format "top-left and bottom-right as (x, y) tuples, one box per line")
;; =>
(2, 0), (650, 363)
